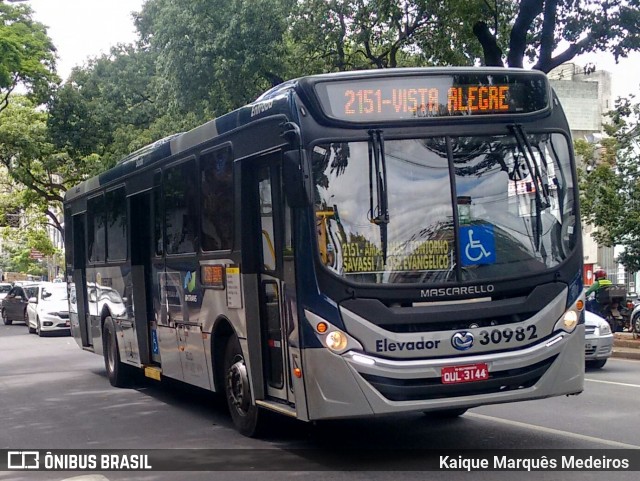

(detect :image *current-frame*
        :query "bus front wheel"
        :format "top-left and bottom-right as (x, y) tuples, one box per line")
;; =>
(103, 316), (132, 387)
(224, 337), (264, 437)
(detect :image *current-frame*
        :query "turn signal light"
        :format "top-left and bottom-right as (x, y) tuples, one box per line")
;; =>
(293, 367), (302, 378)
(316, 322), (328, 333)
(576, 299), (584, 311)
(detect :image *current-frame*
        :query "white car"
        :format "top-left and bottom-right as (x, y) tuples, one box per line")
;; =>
(584, 310), (614, 369)
(0, 283), (12, 301)
(26, 282), (70, 336)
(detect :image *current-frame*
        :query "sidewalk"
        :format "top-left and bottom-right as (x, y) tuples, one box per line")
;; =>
(612, 332), (640, 360)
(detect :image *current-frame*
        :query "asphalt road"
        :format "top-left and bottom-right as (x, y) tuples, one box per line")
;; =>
(1, 322), (639, 481)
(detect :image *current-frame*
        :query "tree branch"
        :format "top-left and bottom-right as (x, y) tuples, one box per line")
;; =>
(533, 35), (593, 72)
(508, 0), (544, 68)
(44, 208), (63, 237)
(537, 0), (558, 70)
(473, 21), (504, 66)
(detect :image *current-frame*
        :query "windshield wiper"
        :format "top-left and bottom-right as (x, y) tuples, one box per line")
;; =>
(509, 124), (549, 252)
(367, 129), (389, 265)
(510, 124), (551, 209)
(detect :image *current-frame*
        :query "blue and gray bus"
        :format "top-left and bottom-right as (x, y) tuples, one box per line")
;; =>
(64, 67), (585, 436)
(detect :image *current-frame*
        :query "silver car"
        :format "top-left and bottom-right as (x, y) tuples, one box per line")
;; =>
(584, 310), (614, 369)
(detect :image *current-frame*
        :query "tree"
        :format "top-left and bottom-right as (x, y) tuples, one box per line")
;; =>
(135, 0), (294, 116)
(48, 44), (202, 170)
(289, 1), (640, 74)
(0, 223), (56, 277)
(476, 0), (640, 72)
(289, 0), (508, 72)
(0, 1), (58, 115)
(579, 95), (640, 272)
(0, 95), (86, 235)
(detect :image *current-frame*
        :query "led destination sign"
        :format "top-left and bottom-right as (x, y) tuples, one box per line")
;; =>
(315, 73), (549, 122)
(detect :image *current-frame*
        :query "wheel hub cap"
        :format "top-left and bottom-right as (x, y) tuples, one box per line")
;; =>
(227, 359), (250, 415)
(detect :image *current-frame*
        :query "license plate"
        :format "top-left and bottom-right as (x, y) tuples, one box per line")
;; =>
(65, 321), (70, 327)
(441, 363), (489, 384)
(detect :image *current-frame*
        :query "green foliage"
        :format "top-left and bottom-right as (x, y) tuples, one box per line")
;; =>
(0, 223), (56, 276)
(12, 0), (640, 256)
(0, 95), (91, 235)
(0, 2), (58, 114)
(288, 0), (503, 72)
(136, 0), (294, 117)
(525, 0), (640, 72)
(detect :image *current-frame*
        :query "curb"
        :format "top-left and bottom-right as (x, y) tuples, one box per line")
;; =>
(612, 334), (640, 360)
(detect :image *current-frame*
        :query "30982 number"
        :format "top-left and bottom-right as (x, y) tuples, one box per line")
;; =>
(478, 326), (537, 345)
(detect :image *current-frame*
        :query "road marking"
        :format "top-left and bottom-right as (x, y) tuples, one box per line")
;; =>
(467, 412), (640, 448)
(585, 378), (640, 388)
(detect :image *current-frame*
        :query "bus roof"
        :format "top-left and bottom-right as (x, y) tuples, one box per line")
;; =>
(65, 67), (550, 203)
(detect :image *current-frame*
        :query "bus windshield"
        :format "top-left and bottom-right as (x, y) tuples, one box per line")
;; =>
(312, 131), (576, 285)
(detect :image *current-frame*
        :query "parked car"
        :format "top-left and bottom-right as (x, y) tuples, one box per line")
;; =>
(1, 284), (39, 325)
(26, 282), (70, 336)
(628, 302), (640, 336)
(584, 310), (614, 369)
(0, 282), (12, 301)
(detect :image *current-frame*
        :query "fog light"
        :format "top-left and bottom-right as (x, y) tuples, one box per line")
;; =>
(44, 321), (53, 327)
(326, 331), (348, 351)
(562, 311), (578, 331)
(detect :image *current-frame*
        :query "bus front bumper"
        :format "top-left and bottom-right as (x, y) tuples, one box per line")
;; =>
(301, 326), (584, 420)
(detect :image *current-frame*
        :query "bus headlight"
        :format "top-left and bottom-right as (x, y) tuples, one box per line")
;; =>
(305, 309), (363, 354)
(557, 310), (578, 332)
(326, 331), (348, 351)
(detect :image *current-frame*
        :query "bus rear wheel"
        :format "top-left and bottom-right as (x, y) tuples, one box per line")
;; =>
(224, 337), (264, 437)
(103, 316), (133, 387)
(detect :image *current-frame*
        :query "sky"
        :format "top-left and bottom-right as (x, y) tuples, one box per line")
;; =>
(26, 0), (640, 100)
(28, 0), (145, 79)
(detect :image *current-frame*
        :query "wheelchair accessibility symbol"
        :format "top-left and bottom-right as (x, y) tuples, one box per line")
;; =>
(460, 225), (496, 266)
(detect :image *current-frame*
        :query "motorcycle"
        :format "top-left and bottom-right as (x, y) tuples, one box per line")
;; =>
(585, 285), (629, 333)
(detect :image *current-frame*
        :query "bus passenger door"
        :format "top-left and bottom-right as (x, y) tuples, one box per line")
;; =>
(72, 213), (91, 347)
(252, 159), (295, 404)
(129, 190), (154, 366)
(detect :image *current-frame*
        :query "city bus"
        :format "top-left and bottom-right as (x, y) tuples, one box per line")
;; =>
(64, 67), (585, 436)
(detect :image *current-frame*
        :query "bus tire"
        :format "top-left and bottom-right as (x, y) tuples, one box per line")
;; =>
(103, 316), (132, 387)
(224, 337), (263, 437)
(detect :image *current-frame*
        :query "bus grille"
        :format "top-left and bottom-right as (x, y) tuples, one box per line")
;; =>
(359, 355), (557, 402)
(380, 312), (537, 333)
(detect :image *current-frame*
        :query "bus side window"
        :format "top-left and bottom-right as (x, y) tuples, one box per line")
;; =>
(200, 147), (233, 251)
(87, 194), (106, 263)
(105, 187), (127, 261)
(164, 159), (198, 255)
(153, 173), (163, 256)
(258, 166), (276, 271)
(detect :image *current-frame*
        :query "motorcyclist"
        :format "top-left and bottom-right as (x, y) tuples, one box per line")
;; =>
(585, 269), (614, 320)
(585, 269), (612, 297)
